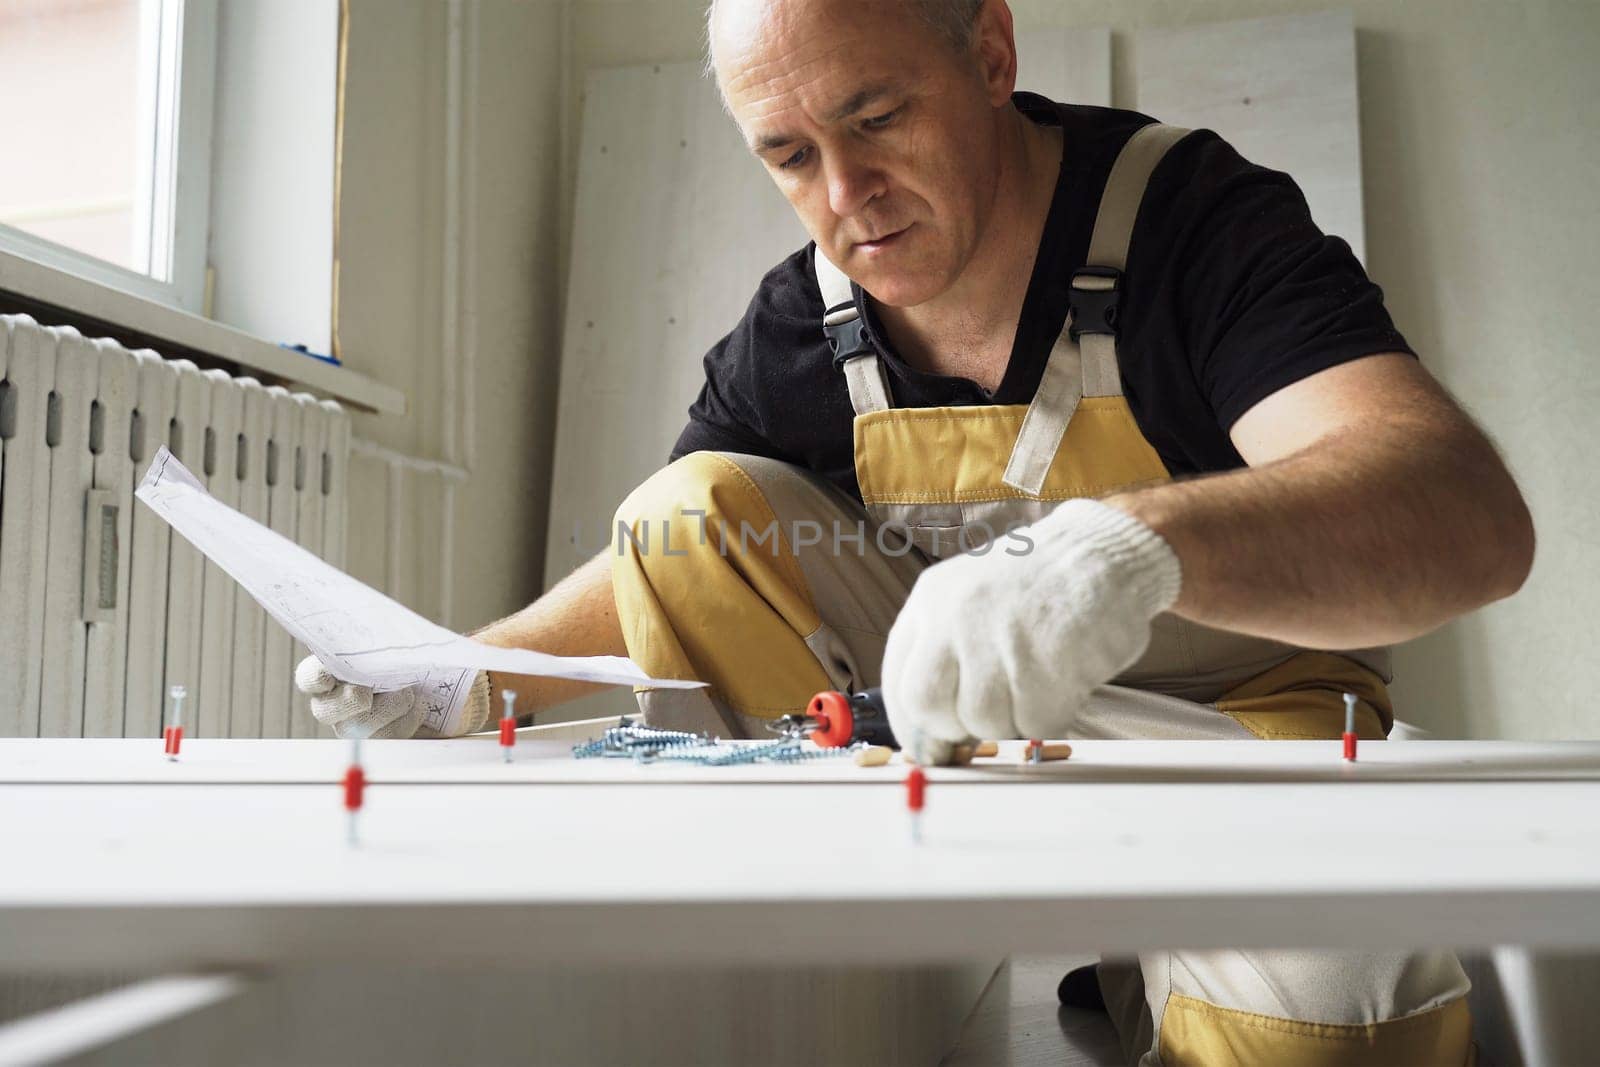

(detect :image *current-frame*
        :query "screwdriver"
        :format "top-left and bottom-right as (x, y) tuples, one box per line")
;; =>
(809, 687), (1036, 763)
(803, 687), (899, 748)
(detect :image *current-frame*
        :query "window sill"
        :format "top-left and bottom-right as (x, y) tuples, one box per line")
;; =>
(0, 248), (405, 416)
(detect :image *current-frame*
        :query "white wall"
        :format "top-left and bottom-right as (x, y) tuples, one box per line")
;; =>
(561, 0), (1600, 741)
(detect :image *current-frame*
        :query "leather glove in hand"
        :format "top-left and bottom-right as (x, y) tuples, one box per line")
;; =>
(881, 499), (1181, 766)
(293, 659), (491, 739)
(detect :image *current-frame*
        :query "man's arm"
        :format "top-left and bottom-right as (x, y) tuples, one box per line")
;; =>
(472, 549), (629, 720)
(1108, 354), (1535, 649)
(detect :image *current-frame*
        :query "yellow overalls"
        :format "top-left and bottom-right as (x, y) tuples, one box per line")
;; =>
(612, 123), (1473, 1064)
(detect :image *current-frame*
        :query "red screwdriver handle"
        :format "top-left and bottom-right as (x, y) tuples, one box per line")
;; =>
(806, 690), (854, 747)
(806, 687), (897, 748)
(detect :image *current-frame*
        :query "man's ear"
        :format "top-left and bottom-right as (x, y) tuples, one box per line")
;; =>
(972, 0), (1019, 107)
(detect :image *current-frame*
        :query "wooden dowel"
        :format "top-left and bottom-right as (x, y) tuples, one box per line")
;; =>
(853, 745), (893, 767)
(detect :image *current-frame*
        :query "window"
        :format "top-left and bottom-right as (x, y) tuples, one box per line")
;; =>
(0, 0), (217, 313)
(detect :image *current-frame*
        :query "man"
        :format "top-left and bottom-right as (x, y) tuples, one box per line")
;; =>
(299, 0), (1533, 1060)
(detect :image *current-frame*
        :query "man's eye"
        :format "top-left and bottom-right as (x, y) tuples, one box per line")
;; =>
(863, 109), (899, 130)
(778, 146), (811, 170)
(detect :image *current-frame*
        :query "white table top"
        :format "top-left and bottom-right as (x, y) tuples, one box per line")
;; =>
(4, 737), (1599, 972)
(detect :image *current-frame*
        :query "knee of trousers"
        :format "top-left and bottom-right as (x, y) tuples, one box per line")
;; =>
(611, 451), (833, 717)
(1143, 949), (1474, 1067)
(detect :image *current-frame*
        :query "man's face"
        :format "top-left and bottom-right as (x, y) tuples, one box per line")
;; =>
(712, 0), (1010, 308)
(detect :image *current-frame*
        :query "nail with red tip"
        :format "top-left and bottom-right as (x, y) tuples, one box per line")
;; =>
(163, 685), (186, 761)
(344, 736), (366, 848)
(500, 689), (517, 764)
(1342, 692), (1358, 762)
(906, 766), (927, 846)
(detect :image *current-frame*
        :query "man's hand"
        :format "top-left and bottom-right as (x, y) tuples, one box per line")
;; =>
(293, 659), (491, 739)
(880, 500), (1181, 765)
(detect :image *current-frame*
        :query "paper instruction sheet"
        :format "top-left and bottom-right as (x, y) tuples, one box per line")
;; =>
(136, 447), (700, 734)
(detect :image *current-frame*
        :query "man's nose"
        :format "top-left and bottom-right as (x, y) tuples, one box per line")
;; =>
(825, 152), (886, 219)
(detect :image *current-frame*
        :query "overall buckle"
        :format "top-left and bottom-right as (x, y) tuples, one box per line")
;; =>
(1068, 266), (1122, 341)
(823, 311), (874, 369)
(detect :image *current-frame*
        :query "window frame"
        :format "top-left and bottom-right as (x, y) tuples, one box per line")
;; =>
(0, 0), (217, 315)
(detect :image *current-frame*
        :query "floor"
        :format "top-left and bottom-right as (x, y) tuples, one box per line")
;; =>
(945, 955), (1125, 1067)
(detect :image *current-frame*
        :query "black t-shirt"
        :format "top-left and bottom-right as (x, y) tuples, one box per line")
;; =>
(670, 94), (1412, 500)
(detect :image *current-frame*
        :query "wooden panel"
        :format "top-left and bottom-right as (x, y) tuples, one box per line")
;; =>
(80, 340), (136, 737)
(122, 351), (181, 740)
(544, 62), (805, 591)
(0, 317), (55, 736)
(1014, 25), (1111, 106)
(4, 742), (1600, 964)
(8, 735), (1595, 787)
(1135, 10), (1365, 261)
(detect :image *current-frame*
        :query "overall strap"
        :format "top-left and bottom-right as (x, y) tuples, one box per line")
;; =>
(816, 250), (893, 415)
(1001, 122), (1191, 495)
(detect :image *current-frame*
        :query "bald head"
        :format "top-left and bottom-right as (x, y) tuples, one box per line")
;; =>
(708, 0), (983, 68)
(708, 0), (1022, 308)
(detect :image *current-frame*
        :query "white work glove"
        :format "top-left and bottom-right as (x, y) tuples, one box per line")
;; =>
(293, 658), (492, 739)
(881, 499), (1181, 765)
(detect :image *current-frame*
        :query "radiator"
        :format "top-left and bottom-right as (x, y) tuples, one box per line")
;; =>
(0, 313), (350, 739)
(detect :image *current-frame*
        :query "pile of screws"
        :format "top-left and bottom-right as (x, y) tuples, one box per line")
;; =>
(573, 718), (863, 766)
